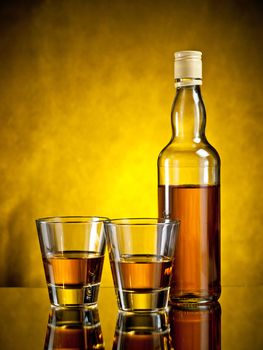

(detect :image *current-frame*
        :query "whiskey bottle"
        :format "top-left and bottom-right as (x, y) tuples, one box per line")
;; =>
(158, 51), (220, 303)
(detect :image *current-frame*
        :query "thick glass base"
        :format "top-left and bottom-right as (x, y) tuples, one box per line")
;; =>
(48, 283), (100, 307)
(169, 287), (221, 305)
(117, 288), (169, 312)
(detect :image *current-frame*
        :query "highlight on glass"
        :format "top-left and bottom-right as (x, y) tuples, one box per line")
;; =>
(36, 216), (107, 307)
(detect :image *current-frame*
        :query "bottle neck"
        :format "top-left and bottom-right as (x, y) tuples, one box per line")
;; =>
(171, 81), (206, 144)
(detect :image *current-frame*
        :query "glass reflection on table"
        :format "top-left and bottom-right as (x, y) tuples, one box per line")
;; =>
(112, 310), (172, 349)
(44, 306), (105, 349)
(169, 302), (221, 350)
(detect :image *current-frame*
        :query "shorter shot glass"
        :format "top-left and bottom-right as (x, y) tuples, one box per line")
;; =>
(36, 216), (107, 307)
(105, 218), (180, 312)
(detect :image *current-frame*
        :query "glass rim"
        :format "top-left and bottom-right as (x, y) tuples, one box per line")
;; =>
(104, 217), (180, 227)
(36, 216), (109, 224)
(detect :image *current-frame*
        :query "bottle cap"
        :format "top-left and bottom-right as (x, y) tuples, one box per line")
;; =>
(174, 51), (202, 82)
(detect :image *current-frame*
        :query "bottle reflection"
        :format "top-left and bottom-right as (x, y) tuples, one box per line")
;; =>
(44, 306), (105, 349)
(112, 310), (173, 350)
(169, 302), (221, 350)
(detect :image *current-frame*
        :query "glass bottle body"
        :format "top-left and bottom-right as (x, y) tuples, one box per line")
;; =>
(158, 84), (220, 303)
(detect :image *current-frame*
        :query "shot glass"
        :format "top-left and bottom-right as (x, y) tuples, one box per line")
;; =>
(36, 216), (107, 307)
(105, 218), (180, 312)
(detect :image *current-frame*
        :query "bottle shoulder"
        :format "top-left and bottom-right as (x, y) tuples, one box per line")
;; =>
(158, 140), (220, 167)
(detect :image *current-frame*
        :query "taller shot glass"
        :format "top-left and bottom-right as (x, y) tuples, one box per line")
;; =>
(36, 216), (107, 307)
(105, 218), (180, 312)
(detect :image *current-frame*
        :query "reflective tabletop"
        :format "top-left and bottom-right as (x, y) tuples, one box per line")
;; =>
(0, 286), (262, 349)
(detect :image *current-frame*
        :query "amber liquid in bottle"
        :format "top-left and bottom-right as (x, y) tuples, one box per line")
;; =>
(158, 185), (220, 300)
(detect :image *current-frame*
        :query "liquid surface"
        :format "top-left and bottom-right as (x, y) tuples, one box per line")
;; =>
(158, 185), (220, 300)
